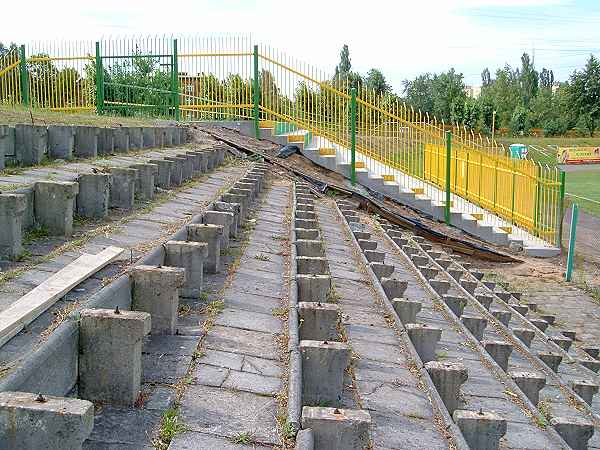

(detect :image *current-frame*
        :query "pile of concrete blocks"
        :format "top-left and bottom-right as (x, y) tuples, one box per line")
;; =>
(292, 185), (371, 450)
(0, 144), (219, 262)
(376, 217), (597, 450)
(0, 123), (188, 168)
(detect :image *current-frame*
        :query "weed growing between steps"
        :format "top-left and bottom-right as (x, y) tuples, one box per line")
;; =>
(22, 224), (50, 244)
(274, 180), (294, 447)
(230, 431), (255, 444)
(154, 408), (189, 448)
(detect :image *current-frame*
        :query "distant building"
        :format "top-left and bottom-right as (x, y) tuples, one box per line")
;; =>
(552, 82), (560, 95)
(465, 85), (481, 99)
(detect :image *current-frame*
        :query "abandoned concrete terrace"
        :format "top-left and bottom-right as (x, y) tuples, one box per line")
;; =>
(0, 118), (597, 450)
(0, 32), (596, 450)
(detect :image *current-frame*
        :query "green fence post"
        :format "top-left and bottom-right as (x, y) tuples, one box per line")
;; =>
(511, 159), (516, 223)
(445, 131), (452, 225)
(253, 45), (260, 139)
(95, 42), (104, 114)
(172, 39), (180, 121)
(558, 171), (566, 249)
(18, 45), (29, 106)
(565, 203), (579, 282)
(350, 87), (357, 185)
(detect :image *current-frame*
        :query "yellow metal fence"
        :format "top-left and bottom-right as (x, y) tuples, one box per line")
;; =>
(0, 36), (562, 244)
(0, 48), (21, 106)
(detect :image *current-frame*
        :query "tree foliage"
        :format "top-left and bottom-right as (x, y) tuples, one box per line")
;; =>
(0, 42), (17, 58)
(402, 51), (600, 137)
(568, 55), (600, 136)
(365, 69), (391, 96)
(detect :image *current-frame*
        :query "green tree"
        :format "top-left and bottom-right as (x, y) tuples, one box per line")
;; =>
(402, 74), (435, 116)
(568, 54), (600, 136)
(365, 69), (391, 96)
(481, 64), (521, 129)
(510, 105), (530, 135)
(332, 44), (362, 90)
(103, 53), (172, 117)
(0, 42), (17, 58)
(432, 68), (467, 122)
(481, 68), (492, 87)
(519, 52), (538, 108)
(335, 44), (351, 79)
(539, 68), (554, 89)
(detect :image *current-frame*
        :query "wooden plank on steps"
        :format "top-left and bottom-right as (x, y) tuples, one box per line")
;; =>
(0, 246), (125, 347)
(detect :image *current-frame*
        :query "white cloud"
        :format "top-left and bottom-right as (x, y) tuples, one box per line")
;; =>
(1, 0), (593, 90)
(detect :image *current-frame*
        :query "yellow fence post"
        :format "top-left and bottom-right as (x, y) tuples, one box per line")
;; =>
(445, 131), (452, 225)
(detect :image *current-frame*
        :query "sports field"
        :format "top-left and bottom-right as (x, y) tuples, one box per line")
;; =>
(498, 137), (600, 218)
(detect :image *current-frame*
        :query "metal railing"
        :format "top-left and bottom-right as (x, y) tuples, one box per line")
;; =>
(0, 47), (22, 106)
(0, 35), (563, 245)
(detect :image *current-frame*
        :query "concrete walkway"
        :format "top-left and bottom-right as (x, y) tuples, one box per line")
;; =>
(168, 180), (291, 449)
(315, 200), (454, 449)
(0, 164), (248, 385)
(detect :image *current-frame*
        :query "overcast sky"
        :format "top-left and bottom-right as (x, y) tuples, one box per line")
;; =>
(3, 0), (600, 94)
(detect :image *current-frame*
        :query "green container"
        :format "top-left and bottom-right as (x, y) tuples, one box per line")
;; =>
(509, 143), (528, 159)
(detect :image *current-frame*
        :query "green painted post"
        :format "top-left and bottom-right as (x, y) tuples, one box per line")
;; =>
(95, 42), (104, 114)
(565, 203), (579, 282)
(253, 45), (260, 139)
(18, 45), (29, 106)
(350, 87), (357, 185)
(445, 131), (452, 225)
(172, 39), (180, 121)
(557, 171), (566, 248)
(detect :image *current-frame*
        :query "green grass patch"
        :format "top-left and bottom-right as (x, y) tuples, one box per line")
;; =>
(230, 431), (254, 445)
(564, 171), (600, 217)
(23, 225), (50, 244)
(157, 409), (187, 445)
(497, 137), (600, 167)
(0, 104), (160, 127)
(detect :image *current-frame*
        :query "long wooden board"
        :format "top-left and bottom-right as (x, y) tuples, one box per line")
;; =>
(0, 246), (124, 347)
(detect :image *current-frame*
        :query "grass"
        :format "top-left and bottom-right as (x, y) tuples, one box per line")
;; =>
(156, 409), (188, 448)
(254, 253), (271, 261)
(14, 250), (32, 262)
(22, 225), (50, 244)
(498, 136), (600, 150)
(230, 431), (254, 445)
(0, 104), (161, 127)
(279, 420), (296, 440)
(564, 171), (600, 217)
(496, 136), (600, 168)
(200, 300), (225, 316)
(271, 307), (288, 318)
(537, 401), (551, 427)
